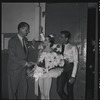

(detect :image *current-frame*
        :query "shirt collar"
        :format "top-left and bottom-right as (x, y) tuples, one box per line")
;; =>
(65, 43), (70, 46)
(17, 34), (23, 41)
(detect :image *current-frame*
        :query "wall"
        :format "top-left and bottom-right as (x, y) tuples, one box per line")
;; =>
(2, 3), (45, 41)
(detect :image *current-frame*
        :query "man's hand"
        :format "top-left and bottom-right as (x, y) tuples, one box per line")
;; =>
(69, 77), (75, 84)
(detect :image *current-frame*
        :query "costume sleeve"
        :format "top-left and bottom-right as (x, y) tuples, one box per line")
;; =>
(71, 46), (78, 78)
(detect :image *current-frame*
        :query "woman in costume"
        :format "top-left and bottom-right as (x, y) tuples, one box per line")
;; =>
(27, 34), (64, 100)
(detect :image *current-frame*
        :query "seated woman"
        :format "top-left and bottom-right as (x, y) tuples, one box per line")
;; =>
(27, 34), (64, 100)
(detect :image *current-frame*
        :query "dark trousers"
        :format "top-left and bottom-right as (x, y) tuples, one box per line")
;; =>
(8, 68), (28, 99)
(57, 63), (74, 100)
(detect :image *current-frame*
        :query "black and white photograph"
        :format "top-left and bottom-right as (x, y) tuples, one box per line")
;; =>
(1, 0), (99, 100)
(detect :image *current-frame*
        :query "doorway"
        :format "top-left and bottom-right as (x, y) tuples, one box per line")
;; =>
(86, 8), (96, 100)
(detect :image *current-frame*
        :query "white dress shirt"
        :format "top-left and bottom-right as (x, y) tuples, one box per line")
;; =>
(63, 43), (78, 78)
(17, 34), (23, 46)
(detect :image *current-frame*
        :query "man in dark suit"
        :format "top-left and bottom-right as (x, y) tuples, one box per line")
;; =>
(57, 30), (78, 100)
(7, 22), (35, 99)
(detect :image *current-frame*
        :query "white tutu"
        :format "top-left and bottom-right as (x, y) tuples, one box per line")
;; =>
(40, 68), (63, 78)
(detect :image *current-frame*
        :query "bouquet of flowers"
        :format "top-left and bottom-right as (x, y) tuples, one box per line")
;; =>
(27, 50), (64, 81)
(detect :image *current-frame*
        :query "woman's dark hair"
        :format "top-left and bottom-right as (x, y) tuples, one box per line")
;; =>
(18, 22), (30, 31)
(47, 35), (55, 47)
(60, 30), (71, 39)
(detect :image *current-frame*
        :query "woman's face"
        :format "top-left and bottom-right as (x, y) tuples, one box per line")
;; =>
(43, 37), (50, 46)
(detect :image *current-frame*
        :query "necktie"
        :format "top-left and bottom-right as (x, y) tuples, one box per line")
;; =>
(22, 38), (26, 54)
(62, 44), (65, 55)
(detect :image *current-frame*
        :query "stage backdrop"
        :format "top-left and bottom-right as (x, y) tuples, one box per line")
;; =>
(45, 3), (87, 99)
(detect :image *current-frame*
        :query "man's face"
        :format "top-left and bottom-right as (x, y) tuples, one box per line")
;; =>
(60, 34), (68, 44)
(19, 25), (30, 37)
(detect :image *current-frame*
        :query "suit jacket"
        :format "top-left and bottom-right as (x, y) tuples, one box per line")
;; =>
(7, 34), (30, 75)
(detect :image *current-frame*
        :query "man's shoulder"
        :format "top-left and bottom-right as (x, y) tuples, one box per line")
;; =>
(67, 43), (77, 49)
(67, 43), (73, 48)
(9, 34), (18, 42)
(69, 43), (77, 47)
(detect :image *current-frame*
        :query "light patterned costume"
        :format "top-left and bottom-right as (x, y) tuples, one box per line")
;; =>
(33, 51), (64, 81)
(27, 44), (64, 95)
